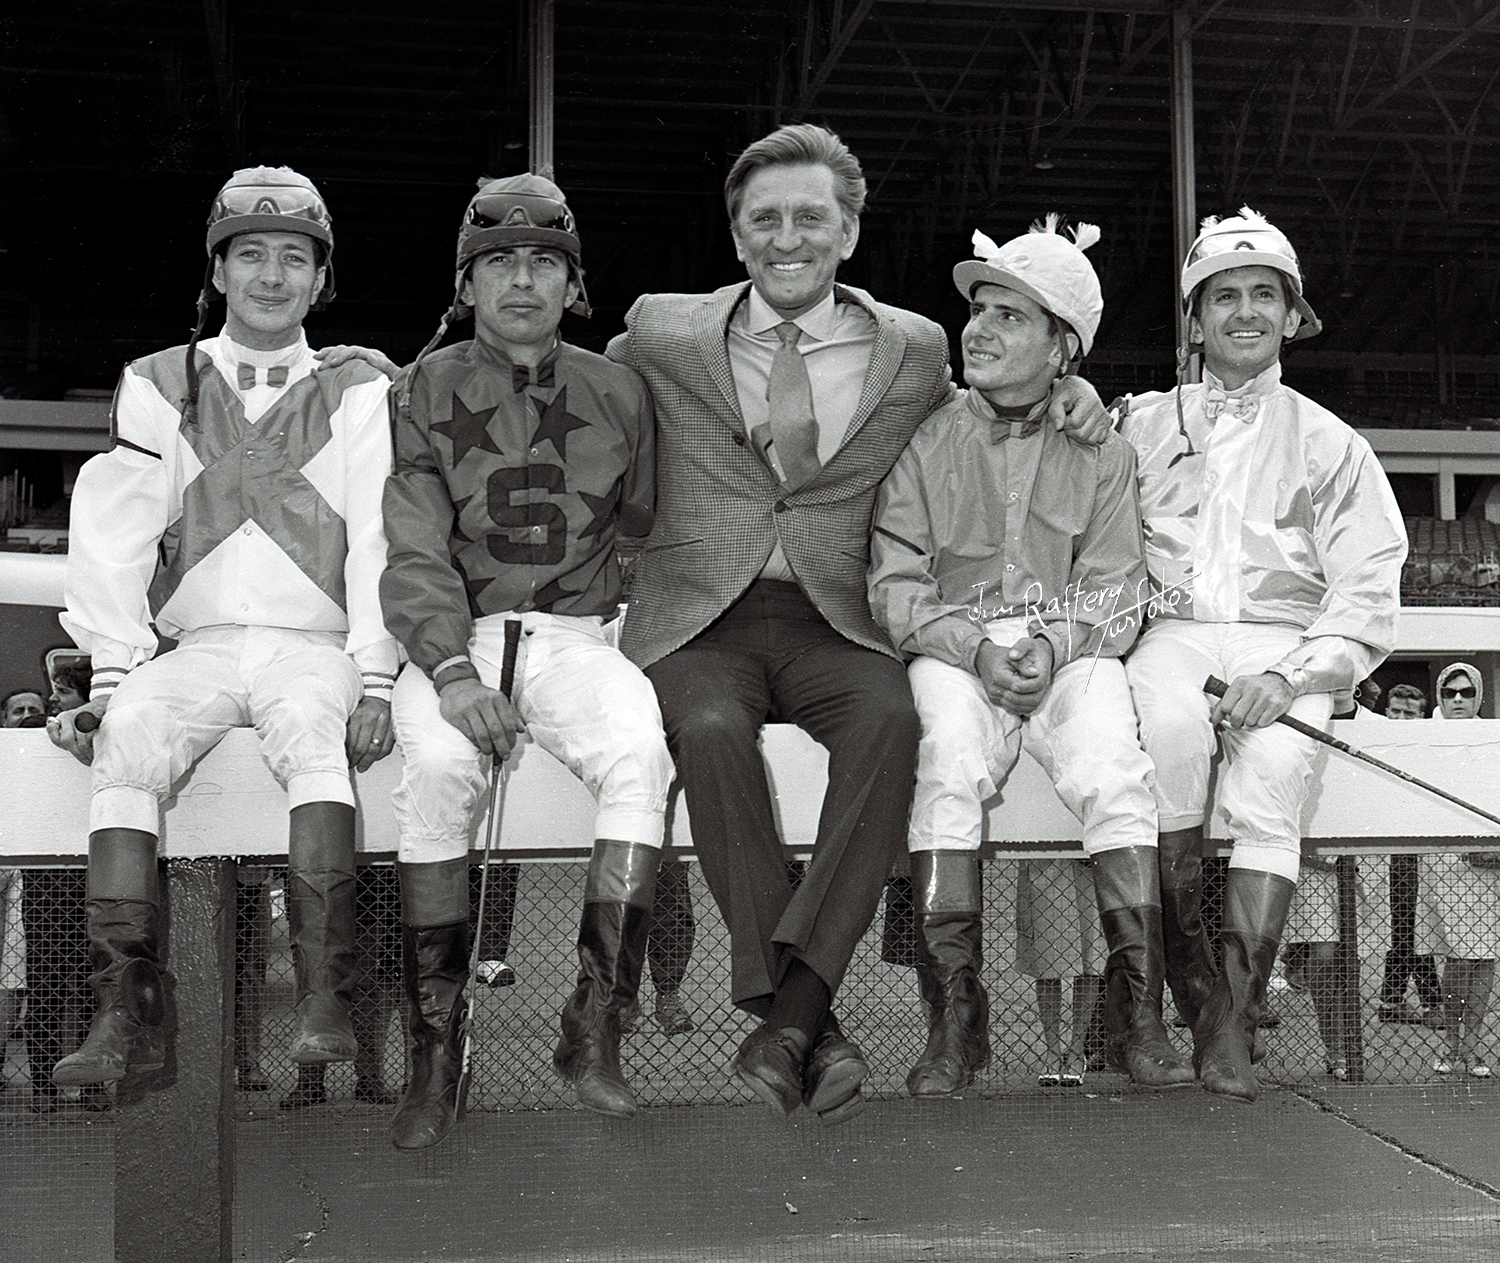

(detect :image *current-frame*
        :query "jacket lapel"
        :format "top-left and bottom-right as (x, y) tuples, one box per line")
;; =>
(690, 284), (751, 433)
(837, 284), (905, 449)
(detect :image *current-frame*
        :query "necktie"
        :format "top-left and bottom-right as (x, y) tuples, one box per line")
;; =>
(512, 360), (556, 393)
(766, 322), (820, 488)
(237, 364), (289, 390)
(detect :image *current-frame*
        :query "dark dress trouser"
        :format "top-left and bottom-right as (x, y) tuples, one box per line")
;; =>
(645, 580), (919, 1015)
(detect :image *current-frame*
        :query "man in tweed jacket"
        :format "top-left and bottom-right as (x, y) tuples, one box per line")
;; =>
(608, 124), (1104, 1124)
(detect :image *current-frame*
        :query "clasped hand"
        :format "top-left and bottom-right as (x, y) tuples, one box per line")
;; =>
(976, 636), (1054, 717)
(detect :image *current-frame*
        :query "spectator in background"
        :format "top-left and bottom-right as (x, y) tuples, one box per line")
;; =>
(2, 690), (46, 728)
(619, 853), (698, 1038)
(1377, 682), (1442, 1025)
(1384, 683), (1426, 722)
(0, 869), (23, 1062)
(47, 658), (92, 716)
(1283, 850), (1352, 1080)
(1422, 843), (1499, 1078)
(20, 871), (101, 1112)
(1016, 859), (1106, 1086)
(1419, 662), (1495, 1072)
(10, 662), (103, 1110)
(233, 867), (274, 1092)
(1435, 663), (1482, 720)
(279, 865), (401, 1110)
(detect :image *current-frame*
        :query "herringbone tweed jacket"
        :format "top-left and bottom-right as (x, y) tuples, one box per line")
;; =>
(608, 281), (954, 670)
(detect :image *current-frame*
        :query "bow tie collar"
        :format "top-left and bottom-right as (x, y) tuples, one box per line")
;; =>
(1203, 387), (1261, 424)
(237, 363), (289, 390)
(512, 360), (556, 393)
(970, 391), (1047, 444)
(1201, 363), (1280, 424)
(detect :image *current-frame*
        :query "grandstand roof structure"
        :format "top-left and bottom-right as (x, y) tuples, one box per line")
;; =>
(3, 1), (1499, 415)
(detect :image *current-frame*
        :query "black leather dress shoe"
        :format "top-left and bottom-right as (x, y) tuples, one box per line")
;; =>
(803, 1029), (868, 1125)
(732, 1025), (808, 1116)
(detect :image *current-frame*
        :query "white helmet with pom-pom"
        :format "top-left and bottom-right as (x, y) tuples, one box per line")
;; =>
(952, 214), (1104, 354)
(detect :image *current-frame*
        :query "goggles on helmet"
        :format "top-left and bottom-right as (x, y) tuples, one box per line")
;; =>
(205, 166), (335, 305)
(453, 174), (589, 317)
(464, 197), (575, 236)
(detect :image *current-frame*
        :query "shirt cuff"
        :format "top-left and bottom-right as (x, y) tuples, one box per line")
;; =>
(360, 670), (396, 702)
(86, 663), (132, 700)
(1034, 623), (1072, 672)
(433, 657), (480, 692)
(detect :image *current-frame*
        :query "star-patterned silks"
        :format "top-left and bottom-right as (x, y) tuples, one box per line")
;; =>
(577, 486), (619, 542)
(532, 573), (582, 611)
(432, 394), (504, 464)
(449, 492), (479, 544)
(529, 385), (591, 460)
(148, 371), (345, 615)
(462, 566), (495, 616)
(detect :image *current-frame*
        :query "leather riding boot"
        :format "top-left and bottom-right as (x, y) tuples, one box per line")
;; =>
(390, 858), (471, 1151)
(553, 840), (660, 1118)
(1092, 846), (1195, 1087)
(1157, 827), (1219, 1031)
(1195, 867), (1295, 1103)
(906, 850), (991, 1097)
(286, 802), (359, 1064)
(54, 830), (166, 1086)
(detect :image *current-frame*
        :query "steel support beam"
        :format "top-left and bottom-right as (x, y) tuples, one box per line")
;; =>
(529, 0), (556, 179)
(1170, 4), (1198, 380)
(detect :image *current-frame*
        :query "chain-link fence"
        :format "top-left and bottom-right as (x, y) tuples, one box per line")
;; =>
(4, 848), (1499, 1259)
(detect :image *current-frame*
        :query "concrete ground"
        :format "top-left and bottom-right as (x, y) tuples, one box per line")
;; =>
(7, 861), (1499, 1261)
(9, 1078), (1499, 1262)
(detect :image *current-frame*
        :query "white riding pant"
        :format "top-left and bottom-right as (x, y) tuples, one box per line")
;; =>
(391, 612), (671, 863)
(91, 626), (361, 836)
(1125, 620), (1334, 882)
(907, 653), (1157, 856)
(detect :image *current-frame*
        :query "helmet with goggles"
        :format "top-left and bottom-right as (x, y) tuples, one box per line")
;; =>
(205, 165), (335, 305)
(454, 174), (589, 317)
(1180, 207), (1320, 342)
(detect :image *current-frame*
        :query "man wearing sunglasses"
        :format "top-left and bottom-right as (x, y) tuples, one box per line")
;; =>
(1114, 209), (1407, 1102)
(380, 175), (671, 1149)
(48, 167), (399, 1089)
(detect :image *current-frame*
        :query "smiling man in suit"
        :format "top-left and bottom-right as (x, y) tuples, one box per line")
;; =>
(608, 123), (1105, 1124)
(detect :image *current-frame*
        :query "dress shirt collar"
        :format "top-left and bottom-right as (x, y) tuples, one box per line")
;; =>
(743, 287), (839, 343)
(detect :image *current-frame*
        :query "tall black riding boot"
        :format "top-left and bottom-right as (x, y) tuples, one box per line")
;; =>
(1092, 846), (1196, 1087)
(390, 858), (470, 1151)
(1157, 827), (1218, 1031)
(53, 829), (166, 1086)
(1195, 867), (1295, 1102)
(906, 850), (991, 1097)
(286, 802), (359, 1064)
(554, 839), (660, 1118)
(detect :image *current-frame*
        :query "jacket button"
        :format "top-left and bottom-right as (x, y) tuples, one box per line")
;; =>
(775, 501), (787, 513)
(733, 434), (746, 447)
